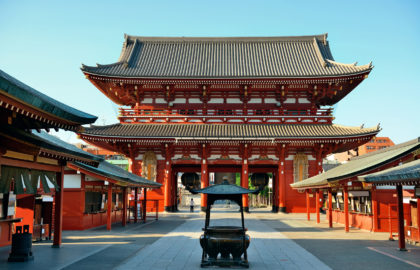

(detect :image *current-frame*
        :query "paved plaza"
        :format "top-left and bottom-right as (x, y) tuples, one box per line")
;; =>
(0, 207), (419, 270)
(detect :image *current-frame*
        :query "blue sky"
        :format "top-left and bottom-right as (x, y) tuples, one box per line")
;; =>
(0, 0), (419, 144)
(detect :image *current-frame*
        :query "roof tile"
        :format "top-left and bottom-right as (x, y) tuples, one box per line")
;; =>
(81, 34), (372, 78)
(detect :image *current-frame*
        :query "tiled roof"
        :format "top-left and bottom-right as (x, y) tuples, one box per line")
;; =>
(80, 123), (379, 140)
(358, 159), (420, 185)
(0, 124), (101, 163)
(0, 69), (97, 126)
(70, 161), (162, 188)
(291, 138), (420, 189)
(81, 34), (372, 79)
(34, 131), (102, 162)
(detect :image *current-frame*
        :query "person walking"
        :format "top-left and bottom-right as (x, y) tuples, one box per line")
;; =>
(190, 198), (194, 212)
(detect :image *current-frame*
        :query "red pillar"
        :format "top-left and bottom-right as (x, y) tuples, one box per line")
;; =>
(344, 186), (349, 232)
(134, 188), (138, 223)
(164, 155), (172, 212)
(107, 184), (112, 231)
(201, 144), (209, 211)
(306, 190), (310, 221)
(371, 186), (379, 232)
(417, 198), (420, 244)
(328, 188), (333, 228)
(278, 144), (286, 212)
(316, 189), (320, 224)
(52, 166), (64, 248)
(242, 144), (249, 212)
(396, 184), (406, 251)
(122, 187), (127, 227)
(143, 188), (147, 223)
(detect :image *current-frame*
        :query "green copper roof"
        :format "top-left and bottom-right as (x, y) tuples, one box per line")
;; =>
(34, 131), (103, 162)
(0, 69), (97, 126)
(358, 159), (420, 185)
(0, 125), (101, 162)
(71, 161), (161, 188)
(291, 137), (420, 189)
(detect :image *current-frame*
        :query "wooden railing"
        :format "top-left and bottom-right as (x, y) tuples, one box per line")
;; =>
(118, 108), (333, 124)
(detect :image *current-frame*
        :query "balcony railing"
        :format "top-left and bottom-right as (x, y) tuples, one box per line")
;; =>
(118, 108), (333, 124)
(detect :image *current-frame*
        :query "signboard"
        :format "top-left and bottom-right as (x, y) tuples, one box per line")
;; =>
(7, 192), (16, 216)
(349, 191), (369, 197)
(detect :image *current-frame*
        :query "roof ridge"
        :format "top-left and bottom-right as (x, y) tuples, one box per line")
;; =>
(124, 33), (329, 43)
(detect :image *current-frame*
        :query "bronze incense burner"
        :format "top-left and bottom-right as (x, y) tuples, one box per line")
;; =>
(188, 178), (265, 268)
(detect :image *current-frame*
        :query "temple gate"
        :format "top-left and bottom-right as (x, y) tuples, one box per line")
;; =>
(78, 34), (379, 212)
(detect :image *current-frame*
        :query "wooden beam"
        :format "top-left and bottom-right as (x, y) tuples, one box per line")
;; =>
(0, 156), (61, 172)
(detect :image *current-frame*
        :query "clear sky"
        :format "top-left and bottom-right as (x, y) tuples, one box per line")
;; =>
(0, 0), (419, 144)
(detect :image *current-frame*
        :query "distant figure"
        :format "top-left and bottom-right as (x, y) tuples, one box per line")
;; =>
(190, 198), (194, 212)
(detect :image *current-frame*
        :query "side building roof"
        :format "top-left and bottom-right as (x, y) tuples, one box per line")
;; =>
(81, 34), (372, 79)
(0, 125), (159, 189)
(68, 161), (161, 188)
(0, 69), (97, 130)
(358, 159), (420, 186)
(34, 132), (160, 188)
(291, 137), (420, 189)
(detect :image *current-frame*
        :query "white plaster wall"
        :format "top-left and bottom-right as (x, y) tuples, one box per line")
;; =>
(208, 98), (224, 104)
(155, 98), (166, 104)
(284, 98), (296, 103)
(64, 174), (81, 188)
(264, 98), (277, 103)
(226, 98), (242, 104)
(298, 98), (310, 104)
(172, 98), (187, 104)
(248, 98), (262, 103)
(142, 98), (153, 103)
(189, 98), (202, 104)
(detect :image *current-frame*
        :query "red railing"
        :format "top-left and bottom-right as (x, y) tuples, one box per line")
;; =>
(118, 108), (333, 124)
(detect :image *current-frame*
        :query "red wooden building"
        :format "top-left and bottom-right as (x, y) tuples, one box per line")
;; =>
(63, 158), (161, 231)
(79, 34), (379, 213)
(0, 68), (160, 253)
(359, 157), (420, 250)
(291, 138), (420, 235)
(0, 68), (97, 248)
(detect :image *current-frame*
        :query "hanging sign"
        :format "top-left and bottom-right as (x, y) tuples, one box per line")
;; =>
(8, 192), (16, 216)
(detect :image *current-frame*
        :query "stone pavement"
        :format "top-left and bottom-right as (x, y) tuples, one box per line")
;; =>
(0, 206), (419, 269)
(117, 206), (330, 270)
(0, 214), (188, 270)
